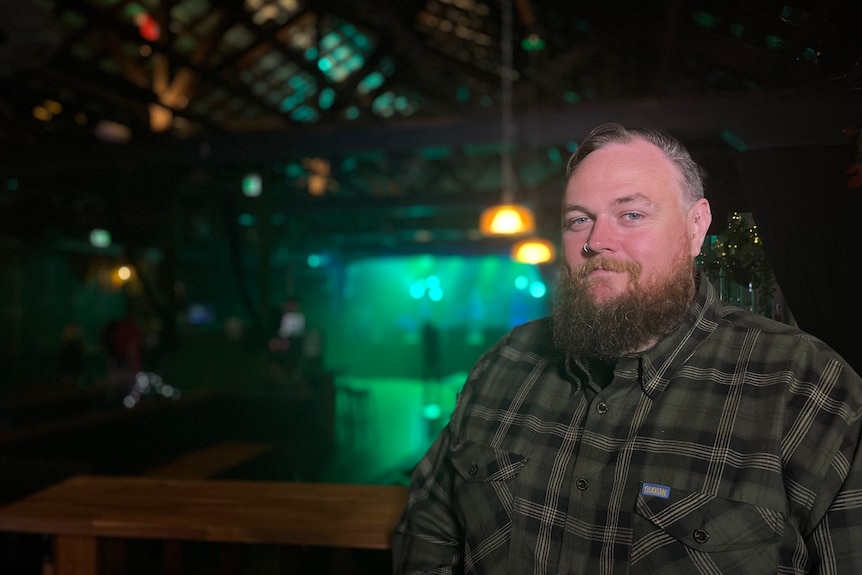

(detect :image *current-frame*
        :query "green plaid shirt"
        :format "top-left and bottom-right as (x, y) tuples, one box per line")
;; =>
(393, 274), (862, 574)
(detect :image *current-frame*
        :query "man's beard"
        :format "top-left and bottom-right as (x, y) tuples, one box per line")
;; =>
(552, 255), (697, 360)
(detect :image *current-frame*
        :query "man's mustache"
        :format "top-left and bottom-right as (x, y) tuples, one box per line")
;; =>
(575, 257), (641, 279)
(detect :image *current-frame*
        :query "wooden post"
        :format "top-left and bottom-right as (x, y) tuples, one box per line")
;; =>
(54, 535), (99, 575)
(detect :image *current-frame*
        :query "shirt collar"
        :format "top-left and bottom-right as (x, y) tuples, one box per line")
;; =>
(634, 271), (718, 396)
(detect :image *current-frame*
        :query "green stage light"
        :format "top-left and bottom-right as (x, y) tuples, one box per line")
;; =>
(89, 229), (111, 248)
(242, 174), (262, 197)
(521, 34), (545, 51)
(423, 404), (442, 420)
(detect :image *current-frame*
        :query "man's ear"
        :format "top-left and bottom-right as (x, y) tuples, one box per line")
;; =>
(688, 198), (712, 257)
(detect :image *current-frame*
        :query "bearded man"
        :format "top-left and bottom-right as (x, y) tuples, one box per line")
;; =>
(393, 124), (862, 574)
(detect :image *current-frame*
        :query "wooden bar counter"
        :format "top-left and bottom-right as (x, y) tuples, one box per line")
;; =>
(0, 474), (408, 575)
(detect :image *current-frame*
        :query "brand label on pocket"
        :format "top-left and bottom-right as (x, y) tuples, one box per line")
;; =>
(641, 482), (670, 498)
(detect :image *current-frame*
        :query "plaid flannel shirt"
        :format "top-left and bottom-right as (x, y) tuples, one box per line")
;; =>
(393, 274), (862, 574)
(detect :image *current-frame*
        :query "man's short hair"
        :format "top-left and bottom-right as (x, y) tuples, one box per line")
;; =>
(566, 123), (706, 206)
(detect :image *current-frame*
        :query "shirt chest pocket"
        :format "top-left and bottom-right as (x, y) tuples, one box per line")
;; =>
(449, 442), (527, 528)
(631, 485), (784, 574)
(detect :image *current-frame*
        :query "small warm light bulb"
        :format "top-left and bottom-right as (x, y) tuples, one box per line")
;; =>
(45, 100), (63, 115)
(490, 208), (522, 234)
(479, 204), (535, 236)
(149, 103), (173, 132)
(118, 266), (132, 281)
(308, 173), (327, 196)
(511, 238), (556, 264)
(33, 106), (51, 121)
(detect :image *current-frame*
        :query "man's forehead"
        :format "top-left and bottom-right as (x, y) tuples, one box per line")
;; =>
(566, 141), (682, 201)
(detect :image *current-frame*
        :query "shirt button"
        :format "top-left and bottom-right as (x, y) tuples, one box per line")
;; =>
(693, 529), (709, 544)
(596, 402), (608, 414)
(576, 478), (589, 490)
(468, 464), (478, 475)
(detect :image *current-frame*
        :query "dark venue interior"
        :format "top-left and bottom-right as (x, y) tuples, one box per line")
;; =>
(1, 0), (861, 572)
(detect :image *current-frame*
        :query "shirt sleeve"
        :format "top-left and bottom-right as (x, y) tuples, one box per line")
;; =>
(391, 420), (463, 574)
(392, 340), (506, 574)
(805, 409), (862, 573)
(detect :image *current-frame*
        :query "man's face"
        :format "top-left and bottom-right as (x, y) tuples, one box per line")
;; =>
(562, 139), (709, 304)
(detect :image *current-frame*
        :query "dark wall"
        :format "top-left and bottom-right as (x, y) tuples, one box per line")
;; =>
(737, 144), (862, 374)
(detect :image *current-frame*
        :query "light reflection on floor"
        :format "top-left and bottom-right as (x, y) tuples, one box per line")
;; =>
(321, 373), (467, 485)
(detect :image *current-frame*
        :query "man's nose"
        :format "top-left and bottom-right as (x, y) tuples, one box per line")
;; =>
(586, 217), (616, 253)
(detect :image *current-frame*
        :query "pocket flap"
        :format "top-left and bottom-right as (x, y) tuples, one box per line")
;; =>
(635, 483), (783, 552)
(450, 442), (527, 483)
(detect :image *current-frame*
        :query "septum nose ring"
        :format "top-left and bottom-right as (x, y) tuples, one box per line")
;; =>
(583, 242), (590, 254)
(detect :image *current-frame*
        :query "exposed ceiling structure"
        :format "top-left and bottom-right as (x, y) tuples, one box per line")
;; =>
(1, 0), (861, 260)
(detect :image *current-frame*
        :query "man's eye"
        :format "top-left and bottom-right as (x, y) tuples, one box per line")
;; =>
(564, 216), (590, 229)
(622, 213), (643, 221)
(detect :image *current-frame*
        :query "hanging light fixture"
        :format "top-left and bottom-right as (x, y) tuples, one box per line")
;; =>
(511, 237), (556, 265)
(480, 203), (535, 235)
(479, 0), (535, 237)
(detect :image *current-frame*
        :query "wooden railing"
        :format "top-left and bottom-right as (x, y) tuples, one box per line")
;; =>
(0, 474), (408, 575)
